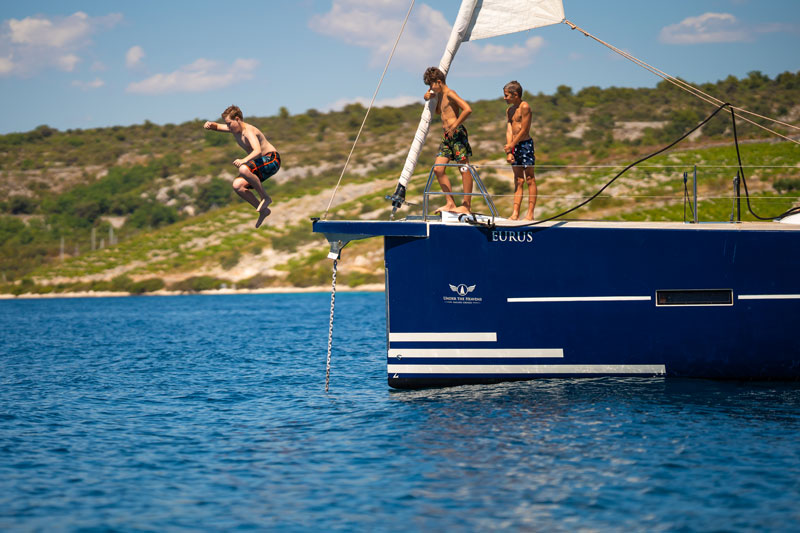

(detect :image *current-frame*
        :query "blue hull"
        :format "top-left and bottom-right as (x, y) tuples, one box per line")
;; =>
(314, 219), (800, 389)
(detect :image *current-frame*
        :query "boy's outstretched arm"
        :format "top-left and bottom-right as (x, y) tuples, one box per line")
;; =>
(203, 121), (230, 132)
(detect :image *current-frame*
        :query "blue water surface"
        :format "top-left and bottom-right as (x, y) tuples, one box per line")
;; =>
(1, 293), (799, 531)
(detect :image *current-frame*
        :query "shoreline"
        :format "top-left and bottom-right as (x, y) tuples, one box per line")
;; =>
(0, 283), (385, 300)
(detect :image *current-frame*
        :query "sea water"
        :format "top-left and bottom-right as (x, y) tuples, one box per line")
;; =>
(1, 293), (799, 531)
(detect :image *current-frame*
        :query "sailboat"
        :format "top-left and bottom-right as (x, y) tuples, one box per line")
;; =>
(313, 0), (800, 389)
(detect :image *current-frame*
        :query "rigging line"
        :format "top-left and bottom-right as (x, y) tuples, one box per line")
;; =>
(472, 164), (800, 169)
(487, 194), (800, 200)
(564, 20), (723, 107)
(727, 112), (800, 145)
(730, 108), (800, 221)
(562, 20), (800, 144)
(732, 106), (800, 132)
(321, 0), (415, 220)
(512, 102), (731, 228)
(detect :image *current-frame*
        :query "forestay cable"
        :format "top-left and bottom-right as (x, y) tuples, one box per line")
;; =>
(322, 0), (416, 220)
(563, 20), (800, 145)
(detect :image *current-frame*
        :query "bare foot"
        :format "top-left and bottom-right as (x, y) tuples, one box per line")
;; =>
(256, 197), (272, 211)
(509, 212), (520, 221)
(523, 215), (534, 221)
(434, 204), (458, 214)
(453, 205), (471, 215)
(255, 207), (272, 228)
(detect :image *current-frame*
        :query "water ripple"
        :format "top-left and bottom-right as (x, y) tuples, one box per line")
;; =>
(1, 294), (799, 531)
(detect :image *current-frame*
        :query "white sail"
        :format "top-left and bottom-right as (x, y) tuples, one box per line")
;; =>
(465, 0), (565, 41)
(396, 0), (564, 190)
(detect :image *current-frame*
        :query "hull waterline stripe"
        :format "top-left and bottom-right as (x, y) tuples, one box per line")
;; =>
(387, 364), (666, 375)
(389, 332), (497, 342)
(508, 296), (651, 303)
(388, 348), (563, 358)
(738, 294), (800, 300)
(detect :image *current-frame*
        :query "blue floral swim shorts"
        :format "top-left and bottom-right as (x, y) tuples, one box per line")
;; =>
(512, 139), (535, 167)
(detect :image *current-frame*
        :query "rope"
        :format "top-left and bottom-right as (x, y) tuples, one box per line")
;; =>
(472, 164), (800, 169)
(729, 108), (800, 221)
(325, 258), (338, 392)
(563, 20), (800, 145)
(322, 0), (416, 219)
(512, 102), (731, 227)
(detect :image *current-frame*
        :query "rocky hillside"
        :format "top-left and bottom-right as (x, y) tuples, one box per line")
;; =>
(1, 71), (799, 296)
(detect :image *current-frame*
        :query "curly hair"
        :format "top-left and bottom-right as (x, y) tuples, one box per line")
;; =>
(423, 67), (446, 86)
(222, 105), (243, 121)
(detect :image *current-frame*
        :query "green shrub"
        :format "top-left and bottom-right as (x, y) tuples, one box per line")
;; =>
(129, 277), (165, 294)
(111, 274), (134, 292)
(219, 249), (240, 270)
(774, 178), (800, 194)
(196, 178), (234, 212)
(204, 130), (230, 147)
(126, 203), (179, 229)
(169, 276), (226, 292)
(8, 196), (37, 214)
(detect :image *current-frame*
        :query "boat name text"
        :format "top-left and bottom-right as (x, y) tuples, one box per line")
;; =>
(492, 230), (534, 243)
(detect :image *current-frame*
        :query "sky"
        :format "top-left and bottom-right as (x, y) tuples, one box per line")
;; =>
(0, 0), (798, 134)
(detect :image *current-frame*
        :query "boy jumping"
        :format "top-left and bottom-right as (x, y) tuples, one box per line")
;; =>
(203, 105), (281, 228)
(423, 67), (473, 214)
(503, 81), (537, 221)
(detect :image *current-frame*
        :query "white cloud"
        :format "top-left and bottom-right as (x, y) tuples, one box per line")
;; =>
(57, 54), (80, 72)
(8, 11), (121, 47)
(126, 58), (259, 94)
(310, 2), (449, 70)
(466, 36), (544, 64)
(309, 1), (547, 74)
(322, 94), (419, 112)
(659, 13), (750, 44)
(0, 54), (14, 74)
(72, 78), (104, 90)
(126, 45), (144, 68)
(0, 12), (121, 76)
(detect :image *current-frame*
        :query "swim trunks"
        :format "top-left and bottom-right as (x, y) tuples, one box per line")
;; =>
(436, 125), (472, 163)
(245, 152), (281, 187)
(512, 138), (535, 167)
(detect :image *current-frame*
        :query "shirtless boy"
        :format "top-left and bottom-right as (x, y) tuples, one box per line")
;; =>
(503, 81), (537, 221)
(423, 67), (473, 214)
(203, 105), (281, 228)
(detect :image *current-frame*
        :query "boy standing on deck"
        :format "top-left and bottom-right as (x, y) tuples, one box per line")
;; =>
(423, 67), (473, 215)
(203, 105), (281, 228)
(503, 81), (537, 221)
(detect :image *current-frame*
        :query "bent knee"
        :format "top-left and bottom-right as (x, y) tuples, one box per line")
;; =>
(232, 178), (249, 191)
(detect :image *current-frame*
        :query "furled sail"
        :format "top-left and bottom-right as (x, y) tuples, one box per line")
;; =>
(390, 0), (565, 212)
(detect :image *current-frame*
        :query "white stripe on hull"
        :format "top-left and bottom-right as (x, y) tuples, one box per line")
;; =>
(389, 332), (497, 342)
(387, 364), (666, 375)
(738, 294), (800, 300)
(388, 348), (563, 358)
(508, 296), (651, 303)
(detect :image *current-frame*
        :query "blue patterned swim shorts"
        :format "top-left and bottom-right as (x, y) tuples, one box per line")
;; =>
(245, 152), (281, 187)
(512, 139), (535, 167)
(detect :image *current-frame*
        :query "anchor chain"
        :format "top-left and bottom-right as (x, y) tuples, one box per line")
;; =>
(325, 258), (338, 392)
